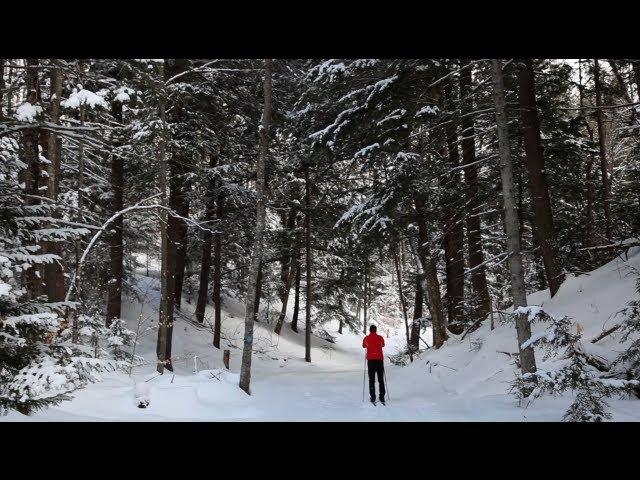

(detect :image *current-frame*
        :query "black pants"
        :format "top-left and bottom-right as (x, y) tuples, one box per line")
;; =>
(367, 360), (386, 400)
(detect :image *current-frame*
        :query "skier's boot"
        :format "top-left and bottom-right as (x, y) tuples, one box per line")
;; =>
(379, 395), (385, 406)
(370, 397), (377, 405)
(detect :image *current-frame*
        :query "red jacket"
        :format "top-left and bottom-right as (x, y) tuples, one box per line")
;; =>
(362, 332), (385, 360)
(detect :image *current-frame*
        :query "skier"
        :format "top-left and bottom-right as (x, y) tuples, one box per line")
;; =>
(363, 324), (386, 405)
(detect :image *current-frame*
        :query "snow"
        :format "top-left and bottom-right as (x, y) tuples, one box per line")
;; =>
(415, 105), (439, 117)
(15, 102), (43, 122)
(3, 249), (640, 421)
(0, 280), (11, 297)
(114, 87), (135, 103)
(62, 88), (108, 109)
(354, 143), (380, 158)
(514, 305), (545, 322)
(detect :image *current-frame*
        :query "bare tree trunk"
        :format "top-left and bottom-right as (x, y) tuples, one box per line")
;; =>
(594, 59), (612, 241)
(414, 194), (448, 348)
(291, 260), (301, 333)
(490, 59), (537, 387)
(0, 58), (3, 121)
(173, 182), (190, 310)
(239, 59), (272, 394)
(44, 62), (65, 303)
(410, 272), (423, 352)
(156, 60), (172, 374)
(443, 84), (465, 333)
(253, 264), (263, 322)
(23, 59), (42, 300)
(106, 90), (125, 326)
(362, 259), (368, 335)
(167, 60), (191, 312)
(278, 207), (297, 304)
(71, 61), (86, 343)
(274, 210), (299, 335)
(393, 243), (412, 361)
(304, 164), (312, 363)
(578, 60), (596, 248)
(194, 155), (216, 323)
(459, 60), (491, 321)
(158, 154), (184, 366)
(274, 260), (294, 334)
(212, 190), (224, 348)
(517, 59), (564, 297)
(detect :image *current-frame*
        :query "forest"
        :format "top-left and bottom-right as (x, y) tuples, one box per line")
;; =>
(1, 58), (640, 421)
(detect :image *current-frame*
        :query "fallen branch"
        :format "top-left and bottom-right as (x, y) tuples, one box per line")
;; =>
(418, 335), (431, 349)
(579, 240), (640, 252)
(590, 324), (622, 344)
(460, 317), (485, 341)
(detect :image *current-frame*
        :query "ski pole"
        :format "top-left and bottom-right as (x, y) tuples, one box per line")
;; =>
(362, 355), (366, 402)
(383, 359), (391, 402)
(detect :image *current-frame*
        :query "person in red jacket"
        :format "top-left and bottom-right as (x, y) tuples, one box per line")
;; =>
(363, 324), (386, 404)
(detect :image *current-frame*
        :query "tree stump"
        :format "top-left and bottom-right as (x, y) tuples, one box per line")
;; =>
(223, 349), (230, 370)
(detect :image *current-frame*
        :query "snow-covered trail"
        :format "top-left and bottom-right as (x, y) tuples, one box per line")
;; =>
(4, 249), (640, 421)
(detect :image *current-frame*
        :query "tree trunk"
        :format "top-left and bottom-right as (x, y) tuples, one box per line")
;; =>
(0, 58), (3, 121)
(158, 154), (181, 370)
(106, 92), (125, 326)
(274, 260), (294, 334)
(410, 273), (423, 352)
(213, 191), (225, 348)
(194, 155), (217, 324)
(594, 59), (612, 241)
(393, 243), (412, 361)
(517, 59), (565, 297)
(71, 61), (86, 342)
(239, 59), (272, 394)
(23, 59), (43, 299)
(459, 60), (492, 322)
(443, 84), (465, 334)
(278, 207), (297, 304)
(212, 190), (224, 348)
(578, 60), (596, 248)
(44, 62), (65, 303)
(490, 59), (537, 386)
(362, 259), (368, 335)
(253, 264), (263, 322)
(173, 166), (190, 311)
(167, 60), (191, 312)
(304, 164), (312, 363)
(291, 260), (301, 333)
(414, 195), (448, 348)
(274, 210), (300, 335)
(156, 61), (173, 373)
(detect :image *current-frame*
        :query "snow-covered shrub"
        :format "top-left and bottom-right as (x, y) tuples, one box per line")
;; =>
(107, 318), (136, 361)
(510, 307), (637, 422)
(611, 273), (640, 397)
(63, 311), (138, 365)
(0, 135), (120, 415)
(388, 349), (412, 366)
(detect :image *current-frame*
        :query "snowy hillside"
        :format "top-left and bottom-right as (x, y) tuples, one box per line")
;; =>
(3, 249), (640, 421)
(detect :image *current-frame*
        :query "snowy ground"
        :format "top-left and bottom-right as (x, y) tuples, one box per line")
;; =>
(3, 249), (640, 421)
